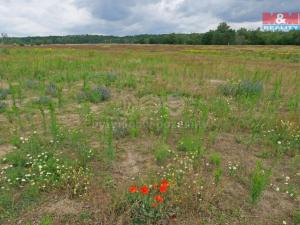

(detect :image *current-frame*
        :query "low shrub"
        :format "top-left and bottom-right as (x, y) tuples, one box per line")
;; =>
(77, 87), (111, 103)
(219, 80), (263, 98)
(0, 102), (7, 113)
(112, 123), (129, 139)
(0, 89), (9, 100)
(45, 83), (58, 97)
(92, 87), (111, 102)
(34, 96), (52, 106)
(25, 79), (39, 89)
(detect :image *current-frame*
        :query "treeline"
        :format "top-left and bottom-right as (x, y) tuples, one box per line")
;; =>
(1, 23), (300, 45)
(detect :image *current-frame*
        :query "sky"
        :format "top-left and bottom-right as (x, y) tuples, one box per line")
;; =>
(0, 0), (299, 37)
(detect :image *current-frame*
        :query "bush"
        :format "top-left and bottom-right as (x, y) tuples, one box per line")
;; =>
(25, 79), (39, 89)
(34, 96), (52, 106)
(112, 124), (129, 139)
(78, 87), (111, 103)
(45, 83), (58, 97)
(238, 80), (263, 97)
(219, 80), (263, 98)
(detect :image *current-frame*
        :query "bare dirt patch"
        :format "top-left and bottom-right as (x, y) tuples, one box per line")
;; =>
(44, 198), (83, 216)
(167, 95), (185, 117)
(0, 144), (14, 158)
(213, 133), (260, 170)
(114, 136), (157, 181)
(58, 113), (81, 128)
(208, 79), (227, 86)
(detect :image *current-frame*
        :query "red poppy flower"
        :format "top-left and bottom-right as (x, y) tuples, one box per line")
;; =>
(152, 203), (158, 208)
(154, 195), (164, 203)
(161, 179), (169, 187)
(159, 183), (168, 193)
(140, 185), (149, 195)
(129, 186), (138, 193)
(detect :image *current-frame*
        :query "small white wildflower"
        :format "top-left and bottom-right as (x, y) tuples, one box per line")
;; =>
(277, 141), (282, 145)
(282, 220), (287, 225)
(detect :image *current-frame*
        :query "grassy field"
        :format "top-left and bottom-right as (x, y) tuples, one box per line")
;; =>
(0, 45), (299, 225)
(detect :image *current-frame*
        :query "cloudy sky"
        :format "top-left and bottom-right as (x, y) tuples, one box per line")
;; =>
(0, 0), (299, 37)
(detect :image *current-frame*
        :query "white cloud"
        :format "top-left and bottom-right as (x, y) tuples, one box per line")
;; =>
(0, 0), (93, 36)
(0, 0), (299, 36)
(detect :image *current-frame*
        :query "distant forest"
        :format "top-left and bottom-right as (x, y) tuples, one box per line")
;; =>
(1, 23), (300, 45)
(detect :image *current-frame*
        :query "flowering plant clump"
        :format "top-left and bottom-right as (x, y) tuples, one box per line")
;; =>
(1, 151), (90, 197)
(127, 179), (173, 224)
(0, 133), (90, 198)
(263, 121), (300, 155)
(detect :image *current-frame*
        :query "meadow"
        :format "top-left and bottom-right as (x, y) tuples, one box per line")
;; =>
(0, 44), (299, 225)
